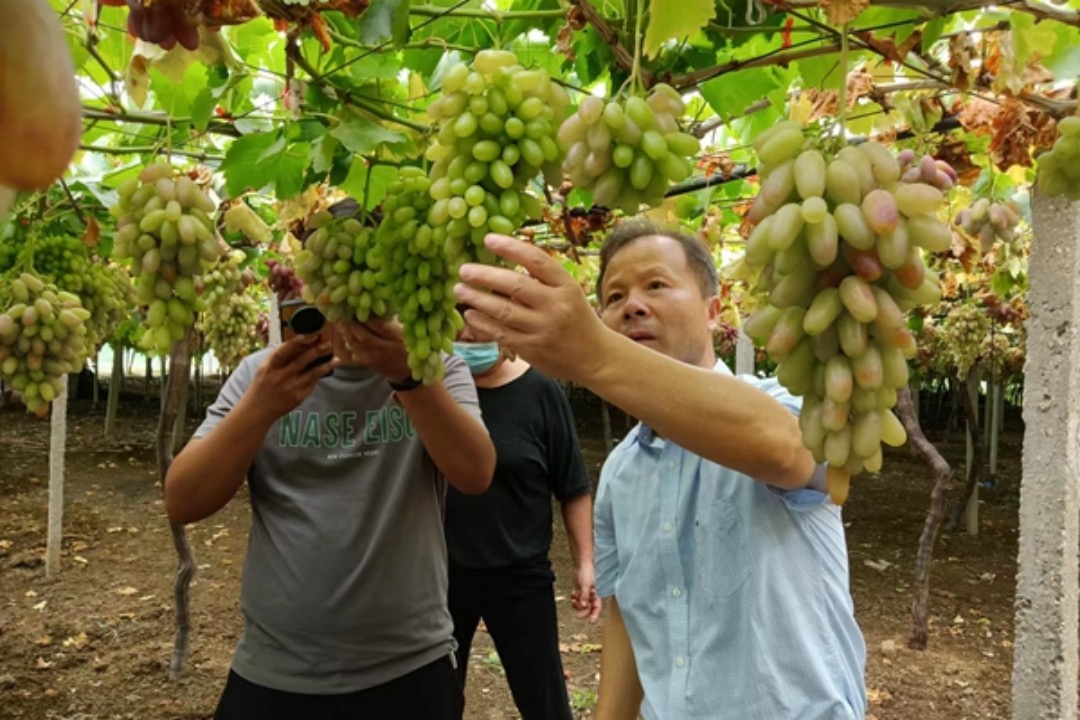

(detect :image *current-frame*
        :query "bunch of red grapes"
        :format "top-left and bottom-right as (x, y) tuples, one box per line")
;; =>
(266, 259), (304, 303)
(98, 0), (199, 51)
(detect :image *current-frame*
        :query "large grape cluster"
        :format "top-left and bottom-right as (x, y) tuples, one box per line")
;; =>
(294, 212), (393, 324)
(0, 272), (91, 416)
(742, 121), (953, 498)
(0, 235), (134, 352)
(955, 198), (1021, 252)
(556, 84), (697, 214)
(1036, 116), (1080, 199)
(377, 167), (464, 384)
(111, 163), (222, 355)
(941, 303), (990, 379)
(200, 287), (264, 370)
(425, 50), (563, 269)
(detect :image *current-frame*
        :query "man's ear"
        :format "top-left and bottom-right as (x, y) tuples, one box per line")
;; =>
(705, 294), (722, 332)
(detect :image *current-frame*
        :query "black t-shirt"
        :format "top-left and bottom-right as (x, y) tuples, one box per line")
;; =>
(445, 367), (591, 570)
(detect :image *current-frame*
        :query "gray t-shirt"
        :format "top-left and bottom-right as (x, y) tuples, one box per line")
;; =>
(194, 350), (483, 694)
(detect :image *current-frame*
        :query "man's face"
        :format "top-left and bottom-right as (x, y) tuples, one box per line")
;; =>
(598, 235), (719, 369)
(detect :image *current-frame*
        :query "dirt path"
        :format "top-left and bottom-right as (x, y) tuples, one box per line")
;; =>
(0, 397), (1020, 719)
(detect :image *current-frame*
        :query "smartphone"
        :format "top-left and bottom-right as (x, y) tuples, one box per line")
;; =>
(280, 299), (334, 373)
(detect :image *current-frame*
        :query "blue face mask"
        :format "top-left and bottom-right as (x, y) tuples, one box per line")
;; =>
(453, 341), (501, 375)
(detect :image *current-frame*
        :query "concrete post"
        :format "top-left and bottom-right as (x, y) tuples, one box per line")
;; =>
(735, 328), (755, 376)
(1012, 192), (1080, 720)
(269, 294), (283, 347)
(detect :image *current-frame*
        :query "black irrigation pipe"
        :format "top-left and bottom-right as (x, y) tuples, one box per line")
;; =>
(662, 114), (963, 199)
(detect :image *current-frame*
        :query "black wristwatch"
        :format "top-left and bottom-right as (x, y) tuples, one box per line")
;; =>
(388, 376), (423, 392)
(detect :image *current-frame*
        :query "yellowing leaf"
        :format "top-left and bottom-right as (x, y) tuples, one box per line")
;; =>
(790, 93), (815, 125)
(62, 632), (88, 649)
(643, 0), (716, 59)
(819, 0), (868, 26)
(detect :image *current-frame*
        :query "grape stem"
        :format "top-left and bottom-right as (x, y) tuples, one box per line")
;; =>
(836, 23), (851, 149)
(631, 0), (645, 95)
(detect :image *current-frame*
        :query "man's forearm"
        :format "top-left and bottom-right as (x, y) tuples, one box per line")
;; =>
(164, 395), (274, 525)
(576, 332), (815, 489)
(396, 382), (494, 494)
(561, 492), (595, 567)
(596, 598), (644, 720)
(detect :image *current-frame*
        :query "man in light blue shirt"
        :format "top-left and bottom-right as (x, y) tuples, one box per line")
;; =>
(454, 220), (867, 720)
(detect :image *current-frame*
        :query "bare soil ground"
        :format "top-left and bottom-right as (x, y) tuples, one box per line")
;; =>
(0, 387), (1022, 719)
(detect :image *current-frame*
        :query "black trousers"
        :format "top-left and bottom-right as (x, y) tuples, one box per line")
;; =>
(213, 654), (463, 720)
(448, 564), (573, 720)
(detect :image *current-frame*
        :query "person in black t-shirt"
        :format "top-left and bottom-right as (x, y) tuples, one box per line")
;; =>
(446, 308), (601, 720)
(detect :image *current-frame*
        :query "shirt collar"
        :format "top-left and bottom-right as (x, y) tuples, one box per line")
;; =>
(635, 357), (734, 446)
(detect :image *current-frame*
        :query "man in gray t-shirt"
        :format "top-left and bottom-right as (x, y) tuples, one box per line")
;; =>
(165, 318), (495, 720)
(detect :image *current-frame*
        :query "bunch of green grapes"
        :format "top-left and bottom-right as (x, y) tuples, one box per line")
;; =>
(0, 272), (91, 416)
(19, 235), (92, 292)
(425, 49), (562, 269)
(110, 163), (222, 355)
(377, 167), (464, 384)
(914, 318), (954, 378)
(941, 303), (990, 379)
(198, 249), (247, 309)
(200, 286), (265, 370)
(1036, 115), (1080, 199)
(556, 84), (697, 214)
(955, 198), (1021, 252)
(0, 235), (135, 353)
(741, 121), (954, 498)
(294, 211), (394, 323)
(979, 332), (1011, 383)
(80, 262), (135, 352)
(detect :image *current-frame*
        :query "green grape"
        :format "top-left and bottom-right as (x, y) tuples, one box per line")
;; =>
(425, 50), (567, 269)
(294, 212), (394, 324)
(557, 83), (696, 214)
(110, 162), (222, 355)
(0, 271), (91, 416)
(199, 286), (265, 370)
(376, 167), (465, 384)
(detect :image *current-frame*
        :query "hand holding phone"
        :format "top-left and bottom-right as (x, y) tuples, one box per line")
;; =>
(280, 300), (334, 374)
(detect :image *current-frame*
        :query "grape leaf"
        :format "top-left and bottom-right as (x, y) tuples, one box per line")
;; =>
(357, 0), (412, 49)
(820, 0), (869, 27)
(339, 160), (398, 210)
(329, 116), (410, 156)
(222, 131), (313, 200)
(700, 67), (781, 121)
(1012, 13), (1058, 71)
(643, 0), (716, 59)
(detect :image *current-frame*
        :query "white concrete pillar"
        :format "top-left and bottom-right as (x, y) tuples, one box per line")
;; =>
(735, 328), (755, 376)
(1012, 191), (1080, 720)
(269, 294), (283, 347)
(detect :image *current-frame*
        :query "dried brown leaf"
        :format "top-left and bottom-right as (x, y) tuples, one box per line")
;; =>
(819, 0), (869, 26)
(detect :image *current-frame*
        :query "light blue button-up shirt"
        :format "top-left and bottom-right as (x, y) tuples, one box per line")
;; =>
(594, 360), (867, 720)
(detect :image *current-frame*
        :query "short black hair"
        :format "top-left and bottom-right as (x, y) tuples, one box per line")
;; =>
(596, 219), (719, 306)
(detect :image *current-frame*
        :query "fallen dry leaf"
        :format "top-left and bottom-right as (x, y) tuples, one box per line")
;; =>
(34, 658), (53, 670)
(62, 632), (88, 650)
(116, 587), (138, 596)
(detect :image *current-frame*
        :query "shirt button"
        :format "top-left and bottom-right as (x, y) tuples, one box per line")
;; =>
(672, 587), (683, 597)
(675, 657), (686, 667)
(663, 522), (674, 533)
(667, 461), (677, 470)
